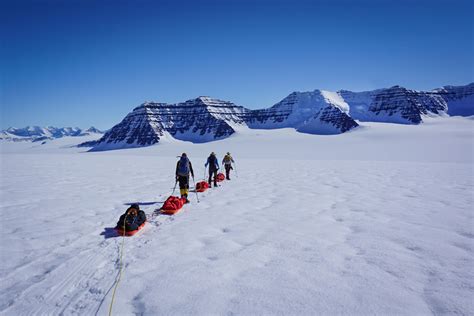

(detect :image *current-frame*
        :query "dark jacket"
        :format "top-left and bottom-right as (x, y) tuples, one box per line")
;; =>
(205, 155), (220, 171)
(117, 210), (146, 231)
(175, 158), (194, 178)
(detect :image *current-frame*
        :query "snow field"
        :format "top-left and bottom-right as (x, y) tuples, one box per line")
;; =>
(0, 117), (473, 315)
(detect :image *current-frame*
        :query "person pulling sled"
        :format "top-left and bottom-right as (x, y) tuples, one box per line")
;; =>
(176, 153), (194, 203)
(222, 152), (235, 180)
(205, 152), (220, 187)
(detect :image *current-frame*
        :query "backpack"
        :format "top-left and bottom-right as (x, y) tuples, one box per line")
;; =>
(223, 155), (232, 165)
(177, 157), (190, 176)
(208, 155), (217, 167)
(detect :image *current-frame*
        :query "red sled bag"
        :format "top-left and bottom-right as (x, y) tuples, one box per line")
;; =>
(216, 173), (225, 182)
(195, 181), (210, 192)
(116, 222), (146, 236)
(162, 196), (186, 215)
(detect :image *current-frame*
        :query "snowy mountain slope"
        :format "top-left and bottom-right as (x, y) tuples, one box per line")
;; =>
(0, 126), (103, 142)
(247, 90), (358, 134)
(89, 97), (250, 151)
(86, 91), (360, 151)
(10, 83), (471, 151)
(0, 117), (473, 315)
(435, 83), (474, 116)
(83, 82), (472, 151)
(339, 86), (448, 124)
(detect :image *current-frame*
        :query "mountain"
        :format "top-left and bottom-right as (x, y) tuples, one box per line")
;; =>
(339, 83), (474, 124)
(87, 93), (359, 151)
(248, 90), (358, 134)
(339, 86), (447, 124)
(83, 83), (473, 151)
(0, 126), (103, 142)
(434, 83), (474, 116)
(87, 97), (250, 151)
(84, 127), (103, 134)
(6, 83), (471, 150)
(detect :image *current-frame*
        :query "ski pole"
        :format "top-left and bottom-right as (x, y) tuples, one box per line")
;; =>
(234, 162), (238, 178)
(171, 179), (178, 196)
(192, 175), (200, 203)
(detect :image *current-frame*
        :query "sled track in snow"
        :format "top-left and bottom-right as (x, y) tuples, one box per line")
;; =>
(0, 176), (225, 316)
(0, 207), (180, 316)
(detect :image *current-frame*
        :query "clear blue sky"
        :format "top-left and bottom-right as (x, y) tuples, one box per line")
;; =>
(1, 0), (473, 129)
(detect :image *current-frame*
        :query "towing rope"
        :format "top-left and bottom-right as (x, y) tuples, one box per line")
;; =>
(108, 213), (128, 316)
(106, 162), (235, 314)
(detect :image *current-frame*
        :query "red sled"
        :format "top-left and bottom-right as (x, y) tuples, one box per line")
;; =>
(195, 181), (210, 192)
(216, 173), (225, 182)
(116, 221), (146, 236)
(161, 196), (187, 215)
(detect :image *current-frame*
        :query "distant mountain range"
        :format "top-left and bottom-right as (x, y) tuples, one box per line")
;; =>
(2, 83), (472, 150)
(83, 83), (473, 151)
(0, 126), (103, 142)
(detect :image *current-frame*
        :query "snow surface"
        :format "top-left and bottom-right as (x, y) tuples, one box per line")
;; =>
(321, 90), (350, 113)
(0, 117), (473, 315)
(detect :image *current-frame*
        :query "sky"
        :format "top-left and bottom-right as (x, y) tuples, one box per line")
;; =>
(1, 0), (473, 130)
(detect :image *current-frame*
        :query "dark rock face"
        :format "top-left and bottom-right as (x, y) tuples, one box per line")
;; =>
(317, 106), (359, 133)
(370, 86), (447, 123)
(89, 97), (250, 150)
(341, 86), (448, 124)
(95, 106), (163, 148)
(246, 90), (358, 134)
(82, 82), (473, 150)
(88, 92), (359, 150)
(248, 92), (301, 127)
(142, 97), (249, 141)
(434, 83), (474, 116)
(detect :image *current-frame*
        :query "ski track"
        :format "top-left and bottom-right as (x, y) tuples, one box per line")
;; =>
(1, 120), (473, 315)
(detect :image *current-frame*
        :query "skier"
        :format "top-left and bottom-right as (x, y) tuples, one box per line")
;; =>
(175, 153), (194, 203)
(222, 152), (235, 180)
(205, 152), (220, 187)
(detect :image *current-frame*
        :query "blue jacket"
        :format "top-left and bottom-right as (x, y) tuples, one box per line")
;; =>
(205, 155), (219, 171)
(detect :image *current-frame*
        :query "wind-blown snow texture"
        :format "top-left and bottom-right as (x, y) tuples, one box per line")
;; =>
(85, 83), (473, 151)
(0, 117), (473, 315)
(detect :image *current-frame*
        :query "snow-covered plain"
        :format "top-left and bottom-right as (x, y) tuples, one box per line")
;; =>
(0, 117), (473, 315)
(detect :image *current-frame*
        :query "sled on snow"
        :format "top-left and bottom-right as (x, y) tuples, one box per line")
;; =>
(115, 204), (147, 237)
(195, 181), (210, 192)
(116, 222), (147, 236)
(216, 173), (225, 182)
(161, 196), (187, 215)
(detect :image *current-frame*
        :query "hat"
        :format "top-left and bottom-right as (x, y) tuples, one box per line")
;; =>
(227, 152), (230, 155)
(181, 153), (187, 157)
(130, 203), (140, 210)
(211, 152), (215, 155)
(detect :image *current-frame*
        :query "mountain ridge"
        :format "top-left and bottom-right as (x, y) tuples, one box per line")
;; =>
(2, 83), (472, 150)
(0, 126), (103, 142)
(86, 83), (473, 151)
